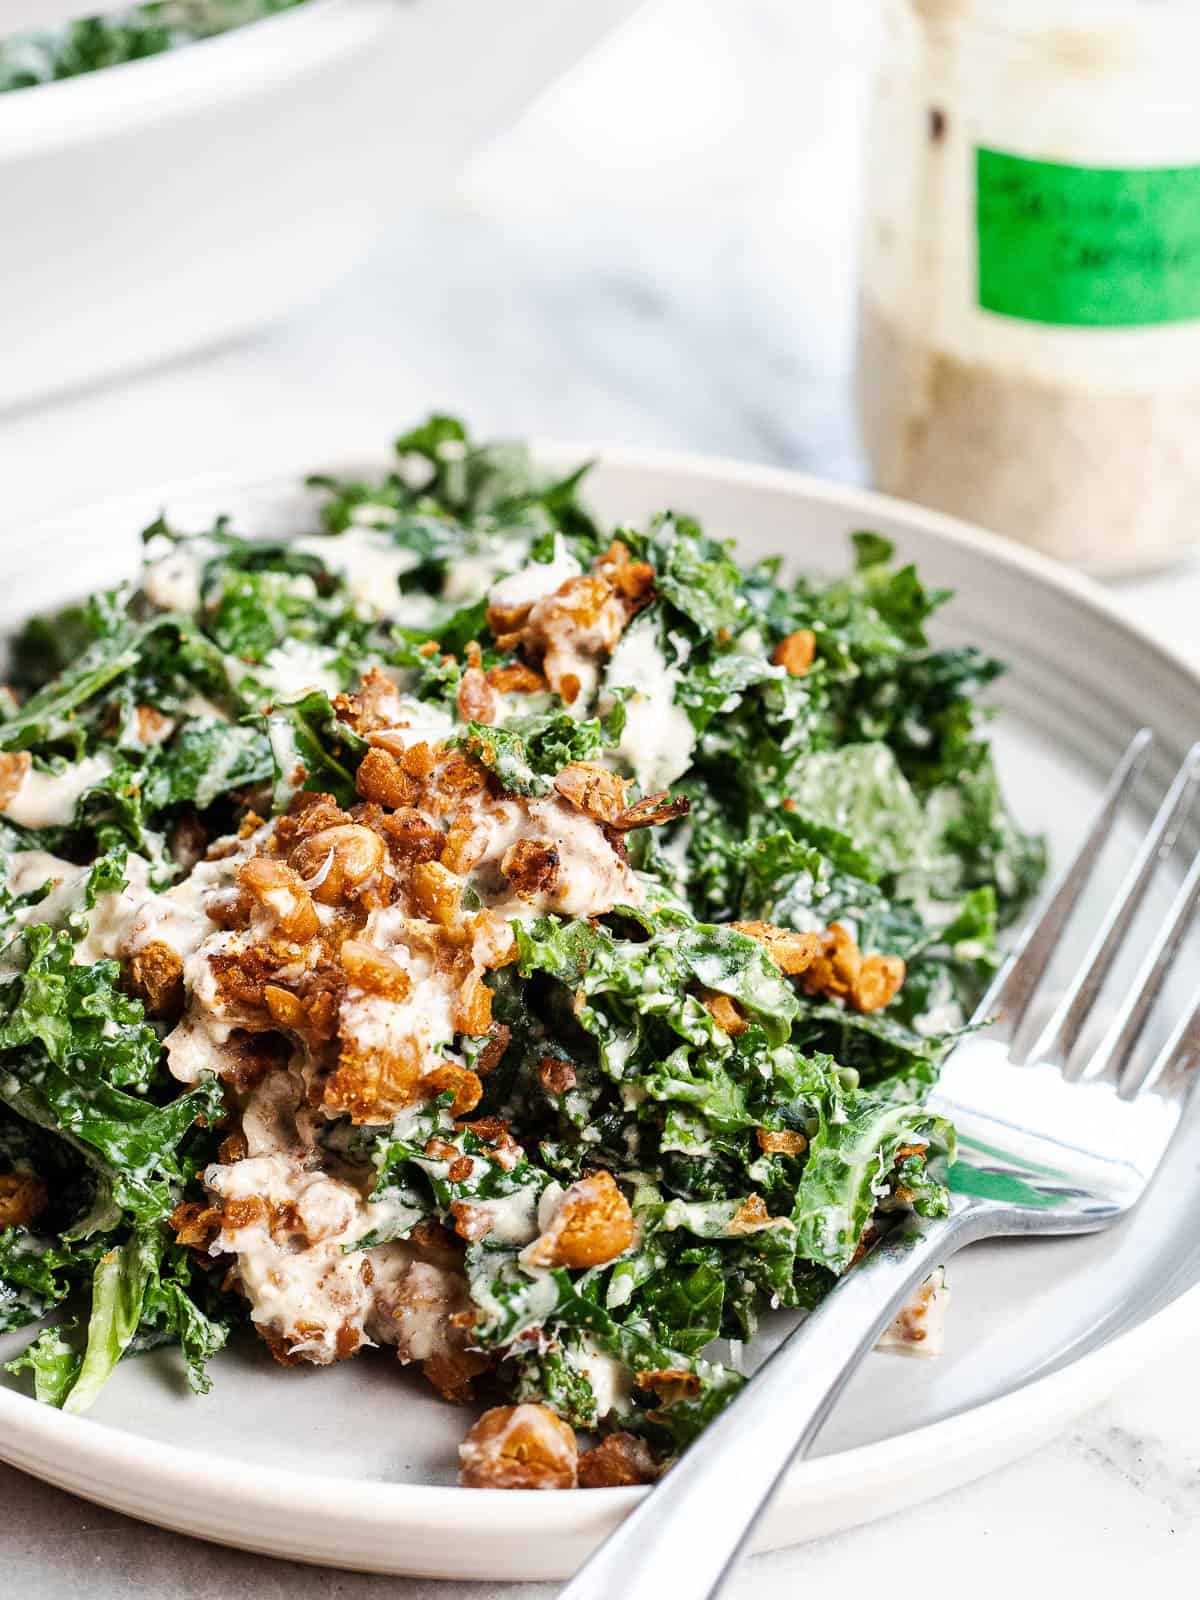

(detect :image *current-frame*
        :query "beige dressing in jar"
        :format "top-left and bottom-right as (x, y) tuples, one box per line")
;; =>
(857, 0), (1200, 575)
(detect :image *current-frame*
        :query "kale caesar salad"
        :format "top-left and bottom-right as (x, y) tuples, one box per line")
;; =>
(0, 418), (1043, 1489)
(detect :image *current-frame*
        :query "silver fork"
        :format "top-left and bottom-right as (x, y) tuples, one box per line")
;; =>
(559, 729), (1200, 1600)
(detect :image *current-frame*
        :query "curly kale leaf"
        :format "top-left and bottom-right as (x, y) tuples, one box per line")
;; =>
(674, 647), (779, 734)
(145, 719), (273, 811)
(516, 914), (800, 1057)
(4, 1226), (233, 1410)
(4, 1323), (81, 1403)
(0, 613), (223, 754)
(0, 927), (222, 1225)
(929, 751), (1047, 923)
(454, 725), (550, 798)
(308, 413), (601, 550)
(509, 1342), (603, 1429)
(258, 689), (367, 810)
(633, 1246), (726, 1356)
(58, 1229), (162, 1413)
(0, 621), (144, 752)
(0, 922), (160, 1091)
(455, 704), (628, 800)
(642, 515), (745, 638)
(787, 744), (927, 879)
(135, 1239), (234, 1395)
(791, 1095), (954, 1272)
(0, 1228), (99, 1333)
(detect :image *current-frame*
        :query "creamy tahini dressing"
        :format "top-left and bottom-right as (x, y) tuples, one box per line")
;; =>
(524, 799), (643, 916)
(206, 1152), (378, 1363)
(5, 848), (185, 968)
(539, 600), (625, 714)
(293, 529), (421, 617)
(240, 1071), (310, 1159)
(5, 848), (81, 898)
(255, 641), (344, 700)
(341, 977), (457, 1072)
(441, 536), (532, 604)
(0, 753), (113, 829)
(201, 1088), (473, 1367)
(487, 537), (582, 612)
(142, 546), (205, 612)
(370, 696), (456, 750)
(331, 911), (464, 1094)
(377, 1257), (470, 1362)
(574, 1336), (633, 1419)
(465, 793), (642, 920)
(604, 618), (696, 792)
(467, 1187), (541, 1246)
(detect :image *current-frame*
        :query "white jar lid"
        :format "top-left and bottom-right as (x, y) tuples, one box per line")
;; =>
(899, 0), (1200, 26)
(893, 0), (1200, 67)
(905, 0), (1200, 16)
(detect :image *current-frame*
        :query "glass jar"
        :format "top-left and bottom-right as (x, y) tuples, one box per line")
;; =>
(855, 0), (1200, 575)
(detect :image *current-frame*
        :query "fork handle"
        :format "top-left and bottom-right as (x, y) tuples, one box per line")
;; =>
(558, 1198), (986, 1600)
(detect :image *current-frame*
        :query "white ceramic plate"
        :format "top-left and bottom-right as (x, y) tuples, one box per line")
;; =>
(1, 447), (1198, 1580)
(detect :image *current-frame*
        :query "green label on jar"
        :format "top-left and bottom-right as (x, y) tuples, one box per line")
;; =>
(976, 147), (1200, 326)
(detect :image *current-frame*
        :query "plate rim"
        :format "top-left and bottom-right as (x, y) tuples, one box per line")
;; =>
(2, 439), (1198, 1566)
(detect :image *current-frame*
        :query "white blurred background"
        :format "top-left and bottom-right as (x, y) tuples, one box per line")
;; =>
(13, 0), (1192, 644)
(3, 3), (875, 509)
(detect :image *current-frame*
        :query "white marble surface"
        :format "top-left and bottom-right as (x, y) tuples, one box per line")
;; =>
(2, 1), (1198, 1593)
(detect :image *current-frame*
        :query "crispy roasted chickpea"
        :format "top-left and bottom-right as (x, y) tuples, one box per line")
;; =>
(457, 666), (499, 726)
(771, 628), (817, 676)
(500, 838), (560, 898)
(0, 750), (31, 809)
(851, 952), (906, 1012)
(699, 988), (748, 1036)
(453, 972), (493, 1035)
(553, 761), (630, 824)
(236, 856), (319, 940)
(355, 747), (419, 809)
(731, 920), (820, 976)
(754, 1127), (807, 1156)
(578, 1431), (659, 1488)
(410, 860), (462, 926)
(0, 1171), (47, 1229)
(288, 823), (386, 904)
(422, 1062), (483, 1118)
(521, 1171), (635, 1270)
(339, 938), (412, 1000)
(126, 939), (185, 1018)
(802, 923), (905, 1012)
(458, 1403), (578, 1490)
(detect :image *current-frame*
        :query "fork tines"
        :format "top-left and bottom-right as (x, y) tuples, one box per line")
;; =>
(981, 730), (1200, 1099)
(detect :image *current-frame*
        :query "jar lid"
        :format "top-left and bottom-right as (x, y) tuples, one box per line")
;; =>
(908, 0), (1200, 15)
(896, 0), (1200, 55)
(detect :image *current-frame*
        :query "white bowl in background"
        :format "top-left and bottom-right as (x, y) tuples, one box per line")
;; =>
(0, 0), (645, 412)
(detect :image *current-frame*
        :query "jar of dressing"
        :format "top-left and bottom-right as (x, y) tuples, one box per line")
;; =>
(856, 0), (1200, 575)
